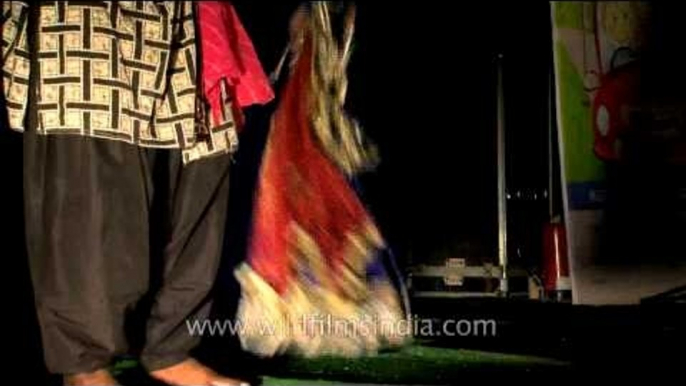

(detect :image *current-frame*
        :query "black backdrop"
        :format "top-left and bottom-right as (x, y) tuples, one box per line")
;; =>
(229, 1), (553, 267)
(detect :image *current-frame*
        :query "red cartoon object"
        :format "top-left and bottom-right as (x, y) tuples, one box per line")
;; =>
(592, 59), (641, 161)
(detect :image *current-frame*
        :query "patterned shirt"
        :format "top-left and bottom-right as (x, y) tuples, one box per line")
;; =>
(2, 1), (238, 163)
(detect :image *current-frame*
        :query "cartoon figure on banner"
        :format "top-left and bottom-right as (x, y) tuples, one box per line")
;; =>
(585, 2), (685, 164)
(588, 2), (650, 161)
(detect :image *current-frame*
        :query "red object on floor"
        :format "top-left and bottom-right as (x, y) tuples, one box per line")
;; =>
(542, 220), (571, 293)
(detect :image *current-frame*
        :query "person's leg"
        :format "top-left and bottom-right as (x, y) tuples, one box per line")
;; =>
(140, 152), (245, 385)
(23, 129), (154, 382)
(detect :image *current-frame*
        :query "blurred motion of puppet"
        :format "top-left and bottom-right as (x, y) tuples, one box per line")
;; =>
(234, 2), (410, 357)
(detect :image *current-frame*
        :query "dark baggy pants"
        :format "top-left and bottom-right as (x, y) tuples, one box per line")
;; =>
(23, 124), (231, 374)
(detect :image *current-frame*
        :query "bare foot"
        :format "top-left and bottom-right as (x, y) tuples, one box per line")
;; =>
(149, 358), (248, 386)
(64, 369), (118, 386)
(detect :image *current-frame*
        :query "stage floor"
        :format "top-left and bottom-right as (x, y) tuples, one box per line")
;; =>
(102, 344), (568, 385)
(260, 345), (568, 385)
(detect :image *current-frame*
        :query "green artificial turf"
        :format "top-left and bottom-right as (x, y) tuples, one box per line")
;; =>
(262, 378), (346, 386)
(109, 344), (569, 385)
(263, 345), (569, 384)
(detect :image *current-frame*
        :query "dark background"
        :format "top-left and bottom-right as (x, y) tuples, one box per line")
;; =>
(229, 1), (554, 270)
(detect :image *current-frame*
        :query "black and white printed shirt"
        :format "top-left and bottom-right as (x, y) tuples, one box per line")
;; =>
(2, 1), (237, 163)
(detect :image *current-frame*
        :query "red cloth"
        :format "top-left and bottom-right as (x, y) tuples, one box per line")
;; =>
(197, 1), (274, 127)
(247, 38), (375, 294)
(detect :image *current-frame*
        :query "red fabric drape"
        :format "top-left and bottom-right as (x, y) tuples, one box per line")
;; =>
(248, 38), (375, 294)
(197, 1), (274, 126)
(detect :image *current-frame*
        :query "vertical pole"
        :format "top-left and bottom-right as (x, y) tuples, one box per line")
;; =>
(496, 53), (508, 295)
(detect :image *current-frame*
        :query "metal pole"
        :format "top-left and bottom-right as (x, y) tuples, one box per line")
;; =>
(496, 53), (508, 295)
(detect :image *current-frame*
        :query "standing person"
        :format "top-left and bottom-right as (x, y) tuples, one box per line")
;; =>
(2, 1), (272, 385)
